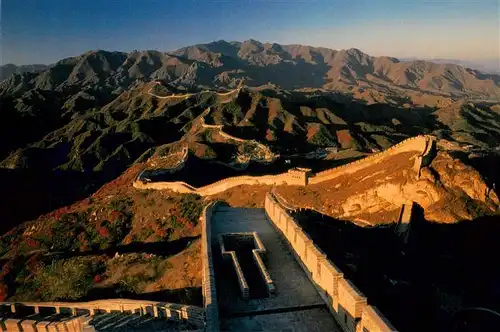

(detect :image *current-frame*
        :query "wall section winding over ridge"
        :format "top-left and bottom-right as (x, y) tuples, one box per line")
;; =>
(264, 193), (398, 332)
(134, 135), (435, 197)
(309, 135), (433, 184)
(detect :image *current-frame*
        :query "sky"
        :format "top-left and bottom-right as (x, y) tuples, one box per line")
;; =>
(1, 0), (499, 65)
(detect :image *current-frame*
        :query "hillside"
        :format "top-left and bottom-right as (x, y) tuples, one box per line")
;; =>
(1, 78), (499, 228)
(2, 41), (499, 101)
(0, 64), (50, 81)
(276, 147), (499, 224)
(0, 164), (204, 304)
(1, 40), (499, 307)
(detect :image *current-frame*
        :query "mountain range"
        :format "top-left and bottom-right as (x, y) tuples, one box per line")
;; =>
(1, 40), (499, 99)
(1, 40), (499, 318)
(0, 40), (499, 226)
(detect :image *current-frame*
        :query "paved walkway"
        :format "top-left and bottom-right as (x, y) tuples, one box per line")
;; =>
(210, 207), (341, 331)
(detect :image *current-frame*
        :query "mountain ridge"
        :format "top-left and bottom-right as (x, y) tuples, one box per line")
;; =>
(2, 40), (499, 100)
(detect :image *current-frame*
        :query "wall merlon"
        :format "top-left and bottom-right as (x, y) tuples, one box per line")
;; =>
(136, 135), (431, 196)
(338, 278), (367, 318)
(361, 306), (398, 332)
(264, 192), (398, 332)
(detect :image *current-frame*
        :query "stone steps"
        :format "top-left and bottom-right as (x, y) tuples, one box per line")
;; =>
(0, 312), (200, 332)
(88, 312), (198, 331)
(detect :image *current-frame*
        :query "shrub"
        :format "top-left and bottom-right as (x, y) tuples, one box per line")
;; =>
(179, 194), (203, 225)
(0, 235), (11, 257)
(34, 257), (105, 301)
(51, 212), (89, 251)
(136, 228), (154, 242)
(108, 197), (133, 214)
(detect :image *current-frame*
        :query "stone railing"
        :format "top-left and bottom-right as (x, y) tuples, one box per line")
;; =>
(0, 299), (205, 330)
(265, 193), (398, 332)
(200, 201), (221, 332)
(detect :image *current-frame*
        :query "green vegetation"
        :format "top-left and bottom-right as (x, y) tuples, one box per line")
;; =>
(179, 194), (203, 225)
(32, 257), (104, 301)
(108, 253), (172, 293)
(310, 125), (337, 147)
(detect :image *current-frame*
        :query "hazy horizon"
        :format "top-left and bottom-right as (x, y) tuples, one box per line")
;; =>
(1, 0), (499, 66)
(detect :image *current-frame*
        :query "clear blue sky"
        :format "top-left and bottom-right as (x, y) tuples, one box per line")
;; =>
(1, 0), (499, 65)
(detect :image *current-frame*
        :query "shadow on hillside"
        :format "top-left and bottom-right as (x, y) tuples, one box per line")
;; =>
(212, 89), (448, 151)
(447, 151), (500, 198)
(294, 206), (500, 332)
(80, 286), (203, 307)
(46, 236), (200, 260)
(0, 168), (116, 234)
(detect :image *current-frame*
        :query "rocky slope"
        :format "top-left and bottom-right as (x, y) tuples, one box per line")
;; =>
(0, 64), (50, 81)
(277, 146), (499, 224)
(1, 40), (499, 306)
(2, 40), (499, 100)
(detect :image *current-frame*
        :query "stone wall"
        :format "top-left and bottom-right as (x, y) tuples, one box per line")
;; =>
(201, 202), (221, 332)
(309, 135), (433, 184)
(219, 232), (275, 298)
(0, 315), (93, 332)
(219, 234), (250, 299)
(134, 135), (435, 198)
(0, 299), (205, 330)
(134, 171), (295, 195)
(394, 202), (415, 243)
(264, 193), (398, 332)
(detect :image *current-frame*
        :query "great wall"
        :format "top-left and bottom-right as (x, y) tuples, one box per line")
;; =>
(147, 79), (244, 101)
(0, 299), (204, 331)
(197, 193), (400, 331)
(134, 135), (437, 196)
(0, 136), (436, 331)
(264, 192), (397, 331)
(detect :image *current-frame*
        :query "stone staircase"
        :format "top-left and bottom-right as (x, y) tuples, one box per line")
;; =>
(0, 312), (203, 331)
(87, 312), (201, 331)
(0, 300), (205, 331)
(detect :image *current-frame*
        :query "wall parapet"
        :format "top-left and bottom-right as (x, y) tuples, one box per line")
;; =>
(264, 192), (398, 332)
(0, 299), (205, 328)
(134, 135), (435, 198)
(309, 135), (434, 184)
(201, 201), (221, 332)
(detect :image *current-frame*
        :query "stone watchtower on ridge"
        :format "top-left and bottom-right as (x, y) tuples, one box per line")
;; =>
(287, 168), (312, 186)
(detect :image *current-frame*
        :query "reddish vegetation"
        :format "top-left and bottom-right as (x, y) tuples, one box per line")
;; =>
(26, 238), (39, 248)
(265, 129), (276, 141)
(0, 283), (7, 302)
(97, 227), (109, 238)
(93, 275), (102, 284)
(0, 162), (205, 302)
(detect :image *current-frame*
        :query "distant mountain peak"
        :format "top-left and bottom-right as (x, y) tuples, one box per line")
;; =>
(1, 40), (499, 99)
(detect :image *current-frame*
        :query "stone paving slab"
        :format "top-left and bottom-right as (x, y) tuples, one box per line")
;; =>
(221, 307), (342, 332)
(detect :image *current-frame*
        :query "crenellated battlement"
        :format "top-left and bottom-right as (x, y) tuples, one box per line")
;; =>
(134, 135), (436, 197)
(264, 192), (398, 332)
